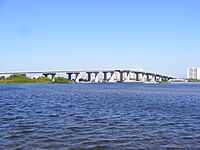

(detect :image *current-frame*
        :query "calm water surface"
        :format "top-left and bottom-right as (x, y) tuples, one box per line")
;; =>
(0, 83), (200, 149)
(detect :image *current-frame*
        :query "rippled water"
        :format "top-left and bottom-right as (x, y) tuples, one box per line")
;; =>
(0, 83), (200, 149)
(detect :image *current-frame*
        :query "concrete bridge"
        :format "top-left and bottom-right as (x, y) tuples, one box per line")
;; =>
(0, 69), (175, 83)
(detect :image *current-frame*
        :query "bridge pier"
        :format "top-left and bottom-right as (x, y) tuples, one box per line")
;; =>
(146, 74), (150, 82)
(129, 72), (134, 80)
(67, 73), (73, 80)
(152, 75), (156, 82)
(119, 71), (123, 82)
(86, 72), (92, 82)
(114, 71), (119, 81)
(94, 72), (99, 83)
(124, 72), (128, 82)
(162, 76), (168, 82)
(124, 71), (131, 82)
(75, 73), (81, 83)
(155, 75), (161, 82)
(135, 73), (140, 81)
(158, 76), (162, 82)
(43, 73), (49, 78)
(140, 73), (145, 82)
(103, 72), (108, 82)
(43, 73), (56, 81)
(108, 71), (115, 82)
(51, 73), (56, 81)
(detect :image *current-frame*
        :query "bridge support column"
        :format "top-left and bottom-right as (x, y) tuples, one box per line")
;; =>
(124, 72), (128, 82)
(146, 74), (150, 82)
(75, 73), (81, 83)
(124, 72), (131, 82)
(87, 72), (92, 82)
(114, 71), (119, 81)
(119, 71), (123, 82)
(135, 73), (139, 81)
(43, 74), (49, 78)
(108, 71), (115, 82)
(155, 75), (158, 82)
(103, 72), (108, 82)
(130, 72), (134, 81)
(152, 75), (156, 82)
(67, 73), (73, 80)
(158, 76), (162, 82)
(51, 73), (56, 81)
(141, 74), (146, 82)
(163, 77), (168, 82)
(94, 72), (99, 83)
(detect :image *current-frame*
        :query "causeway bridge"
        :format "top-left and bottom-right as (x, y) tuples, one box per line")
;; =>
(0, 69), (175, 83)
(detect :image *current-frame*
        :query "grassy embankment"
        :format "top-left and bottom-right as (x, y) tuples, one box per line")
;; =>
(187, 78), (200, 82)
(0, 74), (71, 84)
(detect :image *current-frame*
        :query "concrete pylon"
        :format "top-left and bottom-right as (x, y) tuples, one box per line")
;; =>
(94, 72), (99, 83)
(152, 75), (156, 82)
(103, 72), (108, 82)
(163, 77), (168, 82)
(124, 72), (130, 82)
(51, 73), (56, 81)
(87, 72), (92, 82)
(124, 72), (127, 81)
(114, 71), (119, 81)
(67, 73), (73, 80)
(129, 72), (134, 80)
(141, 74), (146, 82)
(135, 73), (139, 81)
(155, 75), (157, 82)
(119, 71), (123, 82)
(108, 71), (115, 82)
(43, 73), (49, 78)
(158, 76), (162, 82)
(75, 73), (81, 83)
(146, 74), (150, 82)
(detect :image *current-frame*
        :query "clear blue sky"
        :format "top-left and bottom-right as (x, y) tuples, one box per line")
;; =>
(0, 0), (200, 77)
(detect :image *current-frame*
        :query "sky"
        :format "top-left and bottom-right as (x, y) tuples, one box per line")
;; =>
(0, 0), (200, 77)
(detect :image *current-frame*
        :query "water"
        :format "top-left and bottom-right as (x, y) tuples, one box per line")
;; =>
(0, 83), (200, 149)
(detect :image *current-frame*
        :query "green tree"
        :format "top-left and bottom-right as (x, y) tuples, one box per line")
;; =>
(0, 76), (5, 80)
(6, 74), (33, 83)
(54, 76), (70, 83)
(0, 74), (71, 84)
(37, 76), (52, 83)
(187, 78), (200, 82)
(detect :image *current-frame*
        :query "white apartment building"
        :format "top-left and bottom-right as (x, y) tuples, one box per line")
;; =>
(187, 67), (200, 79)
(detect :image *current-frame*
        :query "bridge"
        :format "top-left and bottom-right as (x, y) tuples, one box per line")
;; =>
(0, 69), (175, 83)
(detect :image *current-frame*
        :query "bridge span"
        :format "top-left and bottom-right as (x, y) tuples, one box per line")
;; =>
(0, 69), (175, 83)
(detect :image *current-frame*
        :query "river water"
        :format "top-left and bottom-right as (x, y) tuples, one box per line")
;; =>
(0, 83), (200, 149)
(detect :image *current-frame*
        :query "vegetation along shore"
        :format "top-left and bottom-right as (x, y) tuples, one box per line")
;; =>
(0, 74), (71, 84)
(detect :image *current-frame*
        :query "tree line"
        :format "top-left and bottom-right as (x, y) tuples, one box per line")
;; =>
(0, 74), (71, 84)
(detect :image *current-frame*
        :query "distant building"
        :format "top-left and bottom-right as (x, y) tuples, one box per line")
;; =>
(187, 67), (200, 79)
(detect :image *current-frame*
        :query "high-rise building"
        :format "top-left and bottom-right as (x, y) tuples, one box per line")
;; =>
(187, 67), (200, 79)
